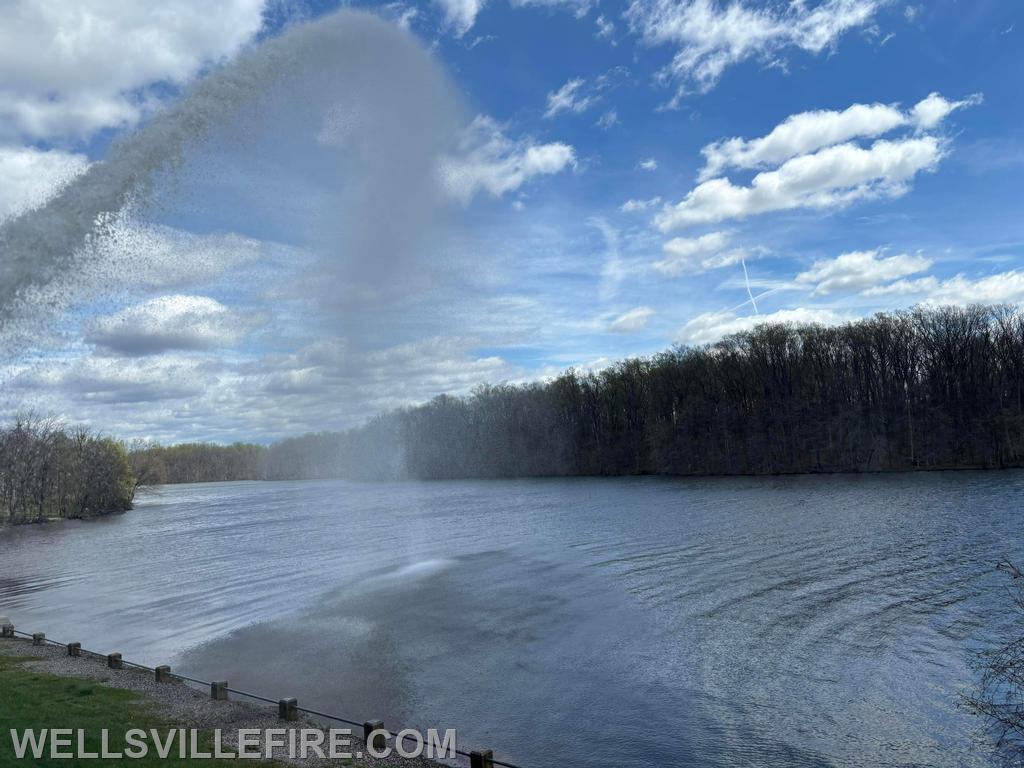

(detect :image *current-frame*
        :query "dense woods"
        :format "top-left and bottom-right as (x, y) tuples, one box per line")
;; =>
(130, 304), (1024, 483)
(128, 441), (266, 485)
(0, 417), (135, 525)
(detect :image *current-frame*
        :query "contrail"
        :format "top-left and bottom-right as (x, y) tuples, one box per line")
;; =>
(741, 258), (759, 314)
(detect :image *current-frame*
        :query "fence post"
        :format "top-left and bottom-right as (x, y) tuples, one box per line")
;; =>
(278, 698), (298, 721)
(363, 721), (386, 752)
(67, 642), (81, 657)
(107, 653), (123, 670)
(470, 749), (494, 768)
(155, 666), (172, 683)
(211, 681), (229, 701)
(32, 632), (45, 646)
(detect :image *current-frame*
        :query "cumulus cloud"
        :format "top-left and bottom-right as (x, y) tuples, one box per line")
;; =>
(863, 271), (1024, 305)
(12, 355), (209, 404)
(0, 0), (265, 140)
(698, 93), (979, 181)
(608, 306), (654, 333)
(911, 92), (983, 130)
(638, 157), (658, 171)
(85, 295), (257, 356)
(0, 146), (90, 222)
(654, 91), (981, 230)
(439, 115), (576, 204)
(626, 0), (882, 105)
(654, 231), (747, 276)
(656, 136), (944, 229)
(796, 249), (933, 295)
(677, 307), (844, 345)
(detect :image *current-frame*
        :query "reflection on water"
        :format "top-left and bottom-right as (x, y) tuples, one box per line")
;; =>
(1, 473), (1023, 767)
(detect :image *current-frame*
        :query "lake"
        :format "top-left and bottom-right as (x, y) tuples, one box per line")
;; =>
(1, 473), (1023, 767)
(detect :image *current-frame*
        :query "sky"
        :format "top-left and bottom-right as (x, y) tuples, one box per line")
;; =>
(0, 0), (1021, 443)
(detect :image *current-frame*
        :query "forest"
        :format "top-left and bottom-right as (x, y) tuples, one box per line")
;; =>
(0, 417), (135, 525)
(126, 304), (1024, 483)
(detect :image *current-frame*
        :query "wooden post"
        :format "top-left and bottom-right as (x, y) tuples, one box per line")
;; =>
(67, 642), (81, 657)
(107, 653), (123, 670)
(155, 665), (172, 683)
(32, 632), (45, 646)
(211, 681), (229, 701)
(278, 698), (298, 721)
(363, 721), (386, 752)
(470, 750), (494, 768)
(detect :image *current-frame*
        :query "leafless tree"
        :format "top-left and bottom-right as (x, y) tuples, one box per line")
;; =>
(963, 560), (1024, 751)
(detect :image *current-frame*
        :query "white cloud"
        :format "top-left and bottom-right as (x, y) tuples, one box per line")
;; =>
(796, 249), (932, 295)
(441, 0), (592, 35)
(654, 231), (747, 276)
(620, 196), (662, 212)
(626, 0), (882, 105)
(12, 354), (209, 404)
(638, 157), (658, 171)
(677, 307), (844, 345)
(85, 295), (256, 356)
(698, 93), (980, 181)
(543, 68), (628, 119)
(510, 0), (593, 17)
(0, 146), (89, 222)
(910, 92), (983, 131)
(434, 0), (486, 37)
(656, 136), (945, 230)
(0, 1), (265, 140)
(596, 110), (619, 129)
(608, 306), (654, 333)
(864, 271), (1024, 305)
(595, 14), (616, 40)
(439, 115), (576, 204)
(860, 276), (936, 297)
(544, 78), (598, 118)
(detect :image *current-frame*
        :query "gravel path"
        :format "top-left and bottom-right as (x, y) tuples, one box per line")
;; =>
(0, 635), (448, 767)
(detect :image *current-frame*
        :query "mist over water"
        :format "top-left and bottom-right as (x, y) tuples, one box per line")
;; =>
(2, 473), (1022, 768)
(0, 10), (460, 352)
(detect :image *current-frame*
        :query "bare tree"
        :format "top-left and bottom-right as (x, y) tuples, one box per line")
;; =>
(963, 560), (1024, 751)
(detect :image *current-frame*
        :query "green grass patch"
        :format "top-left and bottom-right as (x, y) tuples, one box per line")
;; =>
(0, 654), (297, 766)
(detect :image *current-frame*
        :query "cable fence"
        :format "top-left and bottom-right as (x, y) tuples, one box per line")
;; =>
(2, 625), (520, 768)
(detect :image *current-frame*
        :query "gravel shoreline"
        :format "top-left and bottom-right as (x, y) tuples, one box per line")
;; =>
(0, 635), (447, 767)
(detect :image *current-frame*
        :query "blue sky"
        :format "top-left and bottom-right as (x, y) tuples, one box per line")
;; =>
(0, 0), (1021, 442)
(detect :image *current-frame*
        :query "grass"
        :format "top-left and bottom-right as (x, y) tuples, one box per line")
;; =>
(0, 654), (296, 767)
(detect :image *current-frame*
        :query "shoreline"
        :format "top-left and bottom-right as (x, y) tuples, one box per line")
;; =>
(0, 636), (443, 767)
(141, 462), (1024, 487)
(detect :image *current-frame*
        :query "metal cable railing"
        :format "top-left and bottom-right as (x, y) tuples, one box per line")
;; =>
(4, 628), (520, 768)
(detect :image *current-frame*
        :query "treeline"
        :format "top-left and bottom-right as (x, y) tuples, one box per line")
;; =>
(0, 417), (135, 525)
(129, 442), (266, 485)
(130, 304), (1024, 483)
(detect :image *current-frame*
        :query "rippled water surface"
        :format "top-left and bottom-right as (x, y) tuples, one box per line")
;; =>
(2, 473), (1024, 767)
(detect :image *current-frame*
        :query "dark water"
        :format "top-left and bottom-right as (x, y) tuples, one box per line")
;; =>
(2, 473), (1023, 767)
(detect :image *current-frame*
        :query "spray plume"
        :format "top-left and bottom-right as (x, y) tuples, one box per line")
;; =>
(0, 10), (460, 352)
